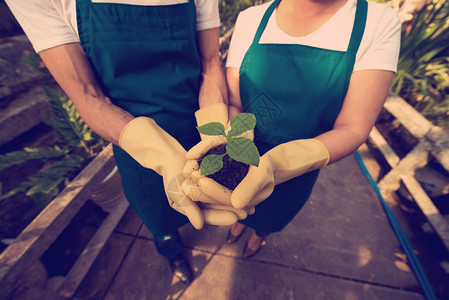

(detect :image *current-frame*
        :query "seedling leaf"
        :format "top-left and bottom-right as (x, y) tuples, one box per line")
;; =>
(227, 113), (256, 137)
(200, 154), (225, 176)
(226, 137), (260, 167)
(197, 122), (226, 136)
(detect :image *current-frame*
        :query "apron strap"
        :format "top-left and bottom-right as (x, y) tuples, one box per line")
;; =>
(252, 0), (367, 53)
(346, 0), (367, 55)
(252, 0), (280, 45)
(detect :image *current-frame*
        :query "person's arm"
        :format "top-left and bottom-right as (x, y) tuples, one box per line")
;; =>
(184, 28), (229, 160)
(39, 43), (134, 146)
(40, 43), (210, 229)
(197, 28), (228, 108)
(315, 69), (394, 164)
(226, 67), (244, 117)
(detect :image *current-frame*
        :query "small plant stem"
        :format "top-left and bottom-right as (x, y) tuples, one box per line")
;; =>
(80, 140), (90, 154)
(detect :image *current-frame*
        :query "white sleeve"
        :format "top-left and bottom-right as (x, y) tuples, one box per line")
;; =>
(354, 3), (401, 72)
(5, 0), (78, 53)
(196, 0), (220, 31)
(225, 8), (261, 68)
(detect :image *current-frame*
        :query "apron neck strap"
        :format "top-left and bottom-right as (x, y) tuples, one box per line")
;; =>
(251, 0), (367, 54)
(252, 0), (280, 45)
(346, 0), (367, 55)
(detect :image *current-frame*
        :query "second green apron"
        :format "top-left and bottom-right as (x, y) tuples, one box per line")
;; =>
(239, 0), (367, 233)
(76, 0), (201, 236)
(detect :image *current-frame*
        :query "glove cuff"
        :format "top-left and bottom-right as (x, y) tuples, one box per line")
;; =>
(194, 103), (228, 127)
(267, 138), (330, 185)
(119, 117), (184, 173)
(311, 139), (330, 167)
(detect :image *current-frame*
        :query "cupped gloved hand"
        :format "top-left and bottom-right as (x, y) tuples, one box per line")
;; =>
(231, 139), (330, 209)
(182, 104), (259, 225)
(119, 117), (205, 229)
(185, 102), (229, 162)
(185, 138), (330, 211)
(182, 169), (255, 225)
(184, 103), (254, 177)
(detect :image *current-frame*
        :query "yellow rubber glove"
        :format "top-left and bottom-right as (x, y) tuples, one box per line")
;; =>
(119, 117), (205, 230)
(187, 138), (329, 210)
(182, 105), (256, 225)
(182, 170), (255, 225)
(182, 103), (242, 226)
(231, 139), (330, 209)
(185, 103), (254, 161)
(186, 103), (228, 161)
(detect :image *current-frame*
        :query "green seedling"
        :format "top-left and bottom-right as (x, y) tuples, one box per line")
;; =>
(196, 113), (260, 176)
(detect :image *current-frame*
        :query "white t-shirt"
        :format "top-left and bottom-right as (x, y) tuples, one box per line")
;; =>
(5, 0), (220, 53)
(226, 0), (401, 72)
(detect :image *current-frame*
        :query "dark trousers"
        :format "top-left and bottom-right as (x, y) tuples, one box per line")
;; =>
(153, 230), (183, 259)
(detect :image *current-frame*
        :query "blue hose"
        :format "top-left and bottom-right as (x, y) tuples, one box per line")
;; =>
(354, 151), (437, 300)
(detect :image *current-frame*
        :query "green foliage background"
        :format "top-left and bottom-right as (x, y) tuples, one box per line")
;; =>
(219, 0), (255, 30)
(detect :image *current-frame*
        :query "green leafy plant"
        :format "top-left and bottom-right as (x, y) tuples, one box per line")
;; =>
(391, 0), (449, 128)
(0, 146), (68, 171)
(44, 87), (93, 151)
(219, 0), (254, 31)
(197, 113), (260, 176)
(0, 88), (106, 208)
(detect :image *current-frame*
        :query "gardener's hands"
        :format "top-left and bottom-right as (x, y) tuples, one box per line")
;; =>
(182, 168), (255, 225)
(119, 117), (205, 229)
(185, 103), (255, 174)
(186, 103), (229, 162)
(182, 103), (238, 225)
(183, 105), (258, 224)
(186, 139), (330, 211)
(233, 139), (329, 208)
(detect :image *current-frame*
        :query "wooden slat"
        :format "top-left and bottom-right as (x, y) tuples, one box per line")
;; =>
(378, 141), (429, 196)
(426, 126), (449, 173)
(58, 195), (129, 298)
(401, 175), (449, 251)
(384, 95), (433, 139)
(0, 144), (115, 296)
(369, 126), (400, 168)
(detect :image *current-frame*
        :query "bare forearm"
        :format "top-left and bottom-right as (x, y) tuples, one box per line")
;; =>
(197, 28), (228, 108)
(316, 70), (394, 164)
(315, 127), (368, 164)
(225, 67), (244, 117)
(199, 61), (228, 108)
(39, 43), (133, 145)
(71, 94), (133, 145)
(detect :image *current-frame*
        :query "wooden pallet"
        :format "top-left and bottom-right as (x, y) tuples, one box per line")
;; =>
(0, 144), (130, 299)
(369, 95), (449, 252)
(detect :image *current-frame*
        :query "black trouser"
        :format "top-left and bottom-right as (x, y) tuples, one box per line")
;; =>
(153, 230), (183, 259)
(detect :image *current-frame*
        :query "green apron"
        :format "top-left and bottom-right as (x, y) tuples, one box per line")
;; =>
(76, 0), (201, 236)
(239, 0), (367, 233)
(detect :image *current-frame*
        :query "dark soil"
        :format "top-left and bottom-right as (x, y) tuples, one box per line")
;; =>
(197, 144), (249, 190)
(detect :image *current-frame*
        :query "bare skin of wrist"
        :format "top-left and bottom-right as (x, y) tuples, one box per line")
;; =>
(39, 43), (133, 146)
